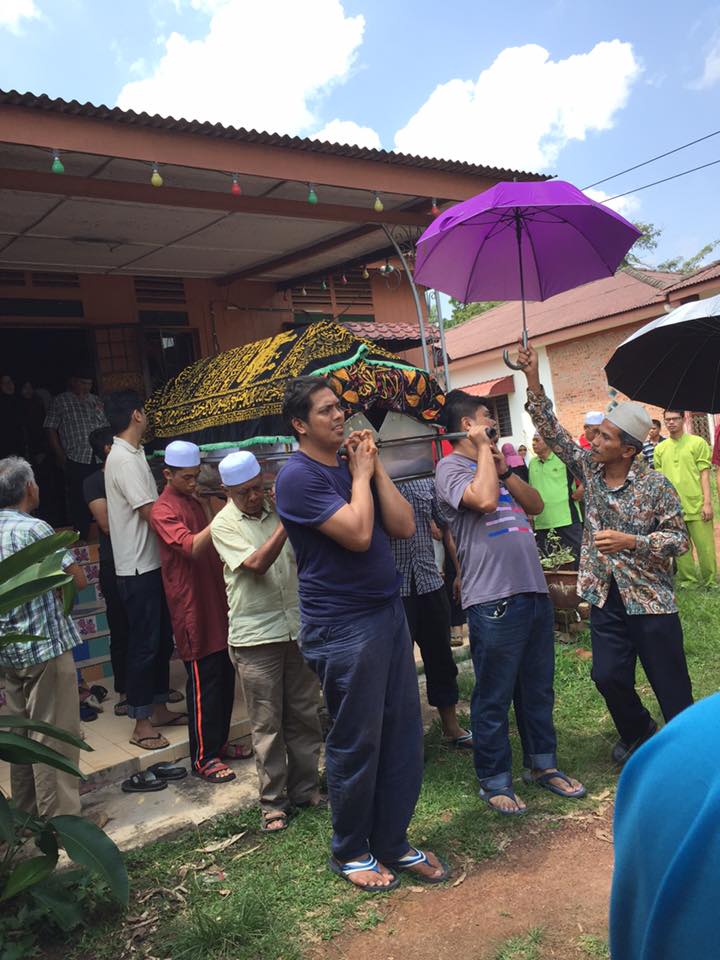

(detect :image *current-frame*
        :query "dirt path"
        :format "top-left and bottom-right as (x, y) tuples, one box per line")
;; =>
(311, 816), (613, 960)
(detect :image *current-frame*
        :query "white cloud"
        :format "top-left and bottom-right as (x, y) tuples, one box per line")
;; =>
(691, 33), (720, 89)
(586, 188), (640, 220)
(116, 0), (364, 134)
(311, 119), (381, 149)
(0, 0), (40, 33)
(394, 41), (641, 171)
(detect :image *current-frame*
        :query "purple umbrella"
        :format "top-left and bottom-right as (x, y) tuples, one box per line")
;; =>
(414, 180), (640, 369)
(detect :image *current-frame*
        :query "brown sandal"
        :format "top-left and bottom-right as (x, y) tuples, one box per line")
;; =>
(222, 741), (254, 760)
(261, 811), (288, 833)
(129, 733), (170, 751)
(192, 758), (236, 784)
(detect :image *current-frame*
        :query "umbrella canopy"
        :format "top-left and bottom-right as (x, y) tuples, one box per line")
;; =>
(605, 294), (720, 413)
(414, 180), (640, 303)
(145, 320), (445, 448)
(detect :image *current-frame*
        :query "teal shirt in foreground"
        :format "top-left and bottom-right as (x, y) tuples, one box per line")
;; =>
(611, 695), (717, 959)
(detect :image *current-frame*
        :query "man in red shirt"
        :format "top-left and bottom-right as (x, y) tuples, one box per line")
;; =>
(579, 411), (604, 450)
(150, 441), (249, 784)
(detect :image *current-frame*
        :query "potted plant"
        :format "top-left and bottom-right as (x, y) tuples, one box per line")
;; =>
(539, 531), (580, 610)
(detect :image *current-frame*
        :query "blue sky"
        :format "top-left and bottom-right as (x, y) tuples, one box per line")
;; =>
(2, 0), (720, 266)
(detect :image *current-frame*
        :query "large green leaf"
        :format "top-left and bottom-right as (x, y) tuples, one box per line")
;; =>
(0, 732), (83, 778)
(0, 531), (77, 583)
(0, 633), (45, 647)
(0, 716), (91, 751)
(0, 570), (73, 615)
(0, 791), (14, 845)
(49, 815), (129, 906)
(29, 881), (84, 932)
(0, 853), (58, 902)
(62, 578), (77, 617)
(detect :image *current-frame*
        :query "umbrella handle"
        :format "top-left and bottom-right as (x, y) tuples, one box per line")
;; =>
(502, 329), (529, 371)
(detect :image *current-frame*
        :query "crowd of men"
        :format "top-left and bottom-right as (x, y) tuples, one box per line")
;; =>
(0, 342), (717, 892)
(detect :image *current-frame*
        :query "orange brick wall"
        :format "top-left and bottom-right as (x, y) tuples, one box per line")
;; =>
(547, 321), (664, 438)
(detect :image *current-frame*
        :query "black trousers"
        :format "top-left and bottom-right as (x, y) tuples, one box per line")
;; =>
(99, 561), (129, 694)
(184, 648), (236, 771)
(535, 522), (583, 570)
(402, 583), (458, 708)
(590, 578), (693, 744)
(65, 459), (95, 540)
(116, 568), (174, 720)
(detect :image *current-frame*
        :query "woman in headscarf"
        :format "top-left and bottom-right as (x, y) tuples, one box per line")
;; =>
(501, 442), (529, 484)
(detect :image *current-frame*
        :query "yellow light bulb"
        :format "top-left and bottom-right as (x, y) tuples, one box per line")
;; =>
(373, 194), (384, 213)
(151, 167), (163, 187)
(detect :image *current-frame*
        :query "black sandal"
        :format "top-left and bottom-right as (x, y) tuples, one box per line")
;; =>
(121, 771), (168, 793)
(147, 761), (188, 781)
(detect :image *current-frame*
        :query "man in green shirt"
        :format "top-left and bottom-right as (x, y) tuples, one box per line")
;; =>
(654, 409), (716, 587)
(529, 433), (584, 568)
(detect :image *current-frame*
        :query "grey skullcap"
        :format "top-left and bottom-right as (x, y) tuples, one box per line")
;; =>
(606, 402), (652, 444)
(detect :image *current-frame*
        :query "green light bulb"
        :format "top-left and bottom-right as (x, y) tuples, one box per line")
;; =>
(51, 154), (64, 174)
(307, 186), (318, 204)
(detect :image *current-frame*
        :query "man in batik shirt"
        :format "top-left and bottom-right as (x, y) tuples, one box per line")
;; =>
(519, 341), (693, 767)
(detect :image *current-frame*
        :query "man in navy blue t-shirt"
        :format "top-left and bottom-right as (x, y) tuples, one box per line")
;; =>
(276, 376), (450, 892)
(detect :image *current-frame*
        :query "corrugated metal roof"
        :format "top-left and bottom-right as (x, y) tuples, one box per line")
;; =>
(0, 89), (545, 182)
(445, 268), (681, 360)
(663, 260), (720, 293)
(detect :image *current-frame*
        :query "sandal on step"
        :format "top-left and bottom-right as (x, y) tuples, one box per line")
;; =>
(388, 847), (451, 884)
(167, 689), (184, 703)
(261, 811), (289, 834)
(222, 741), (254, 760)
(148, 761), (188, 781)
(114, 698), (128, 716)
(521, 768), (587, 799)
(479, 785), (526, 816)
(121, 771), (168, 793)
(328, 854), (400, 892)
(192, 758), (236, 784)
(129, 733), (170, 751)
(151, 712), (188, 728)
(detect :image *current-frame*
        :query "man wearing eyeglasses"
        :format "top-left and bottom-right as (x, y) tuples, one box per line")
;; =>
(654, 410), (716, 588)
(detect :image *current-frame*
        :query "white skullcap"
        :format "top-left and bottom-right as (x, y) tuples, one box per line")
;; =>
(164, 440), (201, 467)
(584, 411), (604, 426)
(218, 450), (261, 486)
(606, 402), (652, 444)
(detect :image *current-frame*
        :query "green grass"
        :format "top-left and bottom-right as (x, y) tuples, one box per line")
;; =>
(494, 927), (543, 960)
(38, 586), (720, 960)
(577, 934), (610, 958)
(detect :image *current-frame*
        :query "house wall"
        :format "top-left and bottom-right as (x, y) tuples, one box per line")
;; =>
(546, 319), (666, 438)
(448, 345), (556, 448)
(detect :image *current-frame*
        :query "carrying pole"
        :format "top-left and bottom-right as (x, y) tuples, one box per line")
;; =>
(382, 224), (431, 372)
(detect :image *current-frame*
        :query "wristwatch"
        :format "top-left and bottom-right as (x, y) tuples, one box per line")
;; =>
(498, 467), (513, 482)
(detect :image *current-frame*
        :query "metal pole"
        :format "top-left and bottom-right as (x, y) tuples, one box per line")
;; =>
(381, 224), (430, 372)
(433, 288), (450, 389)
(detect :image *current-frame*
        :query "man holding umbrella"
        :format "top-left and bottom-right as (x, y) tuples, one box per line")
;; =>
(519, 342), (694, 766)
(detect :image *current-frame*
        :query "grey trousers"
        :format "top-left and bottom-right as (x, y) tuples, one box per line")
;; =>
(230, 640), (322, 813)
(2, 649), (81, 817)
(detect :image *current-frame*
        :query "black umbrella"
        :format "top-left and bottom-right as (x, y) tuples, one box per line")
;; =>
(605, 294), (720, 412)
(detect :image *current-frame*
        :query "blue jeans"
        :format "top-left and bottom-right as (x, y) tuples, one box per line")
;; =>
(299, 597), (424, 863)
(467, 592), (557, 791)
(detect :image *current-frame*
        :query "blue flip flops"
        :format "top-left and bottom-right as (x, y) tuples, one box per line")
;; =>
(389, 847), (451, 884)
(479, 785), (527, 816)
(522, 769), (587, 799)
(328, 854), (400, 892)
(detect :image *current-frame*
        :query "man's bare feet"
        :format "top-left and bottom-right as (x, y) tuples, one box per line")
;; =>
(262, 810), (288, 832)
(488, 791), (527, 813)
(150, 705), (187, 727)
(479, 786), (527, 814)
(336, 857), (396, 889)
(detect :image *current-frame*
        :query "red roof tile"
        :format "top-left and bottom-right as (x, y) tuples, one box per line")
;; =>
(343, 321), (438, 344)
(462, 375), (515, 396)
(445, 269), (680, 360)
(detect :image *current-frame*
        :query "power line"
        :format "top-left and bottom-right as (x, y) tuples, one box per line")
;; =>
(583, 128), (720, 190)
(605, 156), (720, 201)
